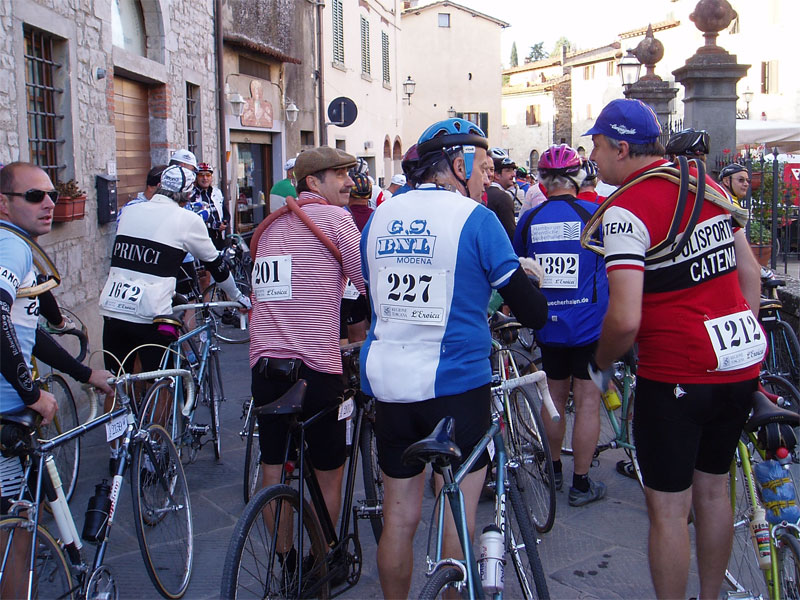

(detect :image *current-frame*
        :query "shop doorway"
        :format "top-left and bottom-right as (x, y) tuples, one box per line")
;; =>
(235, 143), (272, 232)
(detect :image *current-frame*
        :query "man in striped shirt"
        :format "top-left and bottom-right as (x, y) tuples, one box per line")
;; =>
(249, 146), (364, 530)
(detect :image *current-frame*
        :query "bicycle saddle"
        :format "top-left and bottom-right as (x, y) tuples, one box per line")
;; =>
(256, 379), (307, 416)
(401, 416), (462, 469)
(0, 408), (39, 429)
(759, 297), (782, 311)
(490, 313), (522, 333)
(762, 278), (785, 289)
(744, 390), (800, 432)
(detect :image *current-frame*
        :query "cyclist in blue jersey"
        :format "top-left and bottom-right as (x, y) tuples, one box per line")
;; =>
(513, 144), (610, 506)
(360, 118), (548, 599)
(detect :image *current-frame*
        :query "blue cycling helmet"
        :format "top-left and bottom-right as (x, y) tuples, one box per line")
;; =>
(416, 118), (488, 183)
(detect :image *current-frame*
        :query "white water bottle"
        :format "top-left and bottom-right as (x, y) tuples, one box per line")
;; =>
(478, 525), (505, 593)
(749, 507), (771, 570)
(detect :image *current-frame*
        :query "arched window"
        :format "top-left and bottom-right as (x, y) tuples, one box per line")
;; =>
(112, 0), (147, 56)
(529, 149), (540, 173)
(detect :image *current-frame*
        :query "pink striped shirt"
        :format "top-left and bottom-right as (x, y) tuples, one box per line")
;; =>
(248, 192), (366, 374)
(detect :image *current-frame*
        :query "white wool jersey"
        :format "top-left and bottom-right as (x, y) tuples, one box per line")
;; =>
(99, 194), (220, 324)
(360, 184), (520, 402)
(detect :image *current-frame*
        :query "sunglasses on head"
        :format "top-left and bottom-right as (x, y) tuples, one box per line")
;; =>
(1, 189), (59, 204)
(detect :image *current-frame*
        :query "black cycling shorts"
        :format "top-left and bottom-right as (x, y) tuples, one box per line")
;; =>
(633, 376), (756, 492)
(102, 317), (171, 374)
(538, 341), (597, 381)
(375, 384), (491, 479)
(251, 362), (346, 471)
(339, 295), (369, 338)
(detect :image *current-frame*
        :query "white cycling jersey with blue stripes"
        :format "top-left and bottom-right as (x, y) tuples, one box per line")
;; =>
(360, 184), (519, 403)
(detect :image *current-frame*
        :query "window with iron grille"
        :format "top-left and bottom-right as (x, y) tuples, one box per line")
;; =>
(761, 60), (778, 95)
(186, 83), (199, 157)
(381, 31), (390, 84)
(457, 112), (489, 137)
(360, 16), (371, 76)
(24, 27), (64, 184)
(332, 0), (344, 65)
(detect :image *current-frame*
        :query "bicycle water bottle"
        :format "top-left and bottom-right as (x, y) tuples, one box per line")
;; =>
(749, 506), (771, 570)
(82, 479), (112, 543)
(602, 388), (622, 411)
(478, 525), (505, 593)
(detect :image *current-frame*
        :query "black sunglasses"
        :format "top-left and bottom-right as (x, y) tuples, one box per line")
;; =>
(1, 189), (59, 204)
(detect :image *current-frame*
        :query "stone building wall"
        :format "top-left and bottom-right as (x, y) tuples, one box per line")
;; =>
(552, 78), (573, 146)
(1, 0), (218, 350)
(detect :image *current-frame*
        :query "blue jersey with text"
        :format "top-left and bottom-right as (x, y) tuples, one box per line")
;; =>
(513, 195), (608, 347)
(0, 222), (39, 414)
(360, 185), (519, 402)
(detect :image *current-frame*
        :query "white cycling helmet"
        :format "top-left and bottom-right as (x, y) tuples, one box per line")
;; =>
(160, 165), (196, 194)
(170, 148), (198, 170)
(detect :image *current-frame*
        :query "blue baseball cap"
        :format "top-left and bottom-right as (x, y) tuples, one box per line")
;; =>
(583, 99), (661, 145)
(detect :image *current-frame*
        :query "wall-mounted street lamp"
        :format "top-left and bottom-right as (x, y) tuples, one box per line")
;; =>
(447, 106), (457, 118)
(228, 90), (245, 117)
(618, 49), (642, 90)
(285, 101), (299, 123)
(403, 76), (416, 104)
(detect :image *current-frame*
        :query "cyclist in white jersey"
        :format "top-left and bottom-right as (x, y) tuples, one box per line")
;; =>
(360, 118), (548, 598)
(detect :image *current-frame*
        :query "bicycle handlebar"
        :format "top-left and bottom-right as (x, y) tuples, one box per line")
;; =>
(172, 301), (247, 330)
(107, 368), (196, 417)
(498, 370), (561, 422)
(41, 325), (89, 363)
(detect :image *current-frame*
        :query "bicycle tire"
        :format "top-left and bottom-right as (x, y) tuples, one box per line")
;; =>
(131, 423), (193, 599)
(37, 374), (80, 504)
(0, 516), (75, 599)
(491, 347), (539, 380)
(764, 319), (800, 386)
(358, 412), (383, 543)
(761, 373), (800, 413)
(507, 469), (550, 599)
(139, 379), (181, 461)
(418, 565), (464, 599)
(207, 358), (222, 461)
(725, 447), (769, 598)
(220, 484), (330, 600)
(201, 279), (251, 344)
(778, 531), (800, 599)
(243, 408), (261, 504)
(506, 386), (556, 533)
(518, 327), (535, 352)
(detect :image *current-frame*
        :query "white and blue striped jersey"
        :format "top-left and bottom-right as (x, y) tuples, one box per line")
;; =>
(0, 222), (38, 414)
(360, 185), (520, 402)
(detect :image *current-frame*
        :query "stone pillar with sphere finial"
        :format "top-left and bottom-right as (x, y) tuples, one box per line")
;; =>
(672, 0), (749, 171)
(623, 24), (679, 129)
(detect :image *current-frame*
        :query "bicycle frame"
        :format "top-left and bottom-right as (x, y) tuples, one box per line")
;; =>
(425, 414), (508, 600)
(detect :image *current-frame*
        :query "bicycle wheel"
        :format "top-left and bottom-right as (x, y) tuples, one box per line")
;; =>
(764, 319), (800, 385)
(131, 424), (193, 599)
(202, 279), (251, 344)
(37, 374), (79, 503)
(418, 565), (464, 599)
(139, 379), (181, 460)
(622, 402), (644, 487)
(206, 360), (222, 461)
(243, 409), (261, 504)
(358, 412), (383, 543)
(725, 447), (769, 598)
(0, 517), (74, 599)
(506, 386), (556, 533)
(778, 532), (800, 599)
(220, 484), (330, 600)
(507, 470), (550, 599)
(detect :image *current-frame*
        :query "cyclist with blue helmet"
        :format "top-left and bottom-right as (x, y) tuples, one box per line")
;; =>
(359, 118), (548, 598)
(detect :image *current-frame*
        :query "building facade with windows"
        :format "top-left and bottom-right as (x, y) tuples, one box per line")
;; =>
(399, 1), (507, 152)
(322, 0), (404, 186)
(0, 0), (219, 343)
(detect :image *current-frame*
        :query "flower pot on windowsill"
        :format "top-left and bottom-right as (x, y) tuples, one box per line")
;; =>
(53, 194), (87, 222)
(751, 171), (762, 190)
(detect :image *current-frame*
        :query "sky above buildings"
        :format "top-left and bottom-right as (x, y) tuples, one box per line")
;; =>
(448, 0), (675, 67)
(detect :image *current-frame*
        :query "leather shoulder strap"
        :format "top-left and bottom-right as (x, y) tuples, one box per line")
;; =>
(0, 223), (61, 297)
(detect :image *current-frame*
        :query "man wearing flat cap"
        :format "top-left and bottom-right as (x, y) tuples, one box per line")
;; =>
(249, 146), (366, 538)
(585, 98), (762, 599)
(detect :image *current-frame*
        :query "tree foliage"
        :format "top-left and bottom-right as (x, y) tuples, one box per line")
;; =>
(526, 42), (548, 62)
(551, 36), (573, 57)
(510, 42), (518, 67)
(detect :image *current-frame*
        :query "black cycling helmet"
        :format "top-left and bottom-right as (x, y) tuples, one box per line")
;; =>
(350, 172), (372, 199)
(488, 147), (516, 171)
(665, 128), (710, 157)
(719, 162), (747, 181)
(581, 159), (598, 181)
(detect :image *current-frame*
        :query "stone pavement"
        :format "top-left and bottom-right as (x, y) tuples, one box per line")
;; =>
(61, 340), (707, 599)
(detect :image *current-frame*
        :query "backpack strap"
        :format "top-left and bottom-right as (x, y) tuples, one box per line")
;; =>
(0, 223), (61, 297)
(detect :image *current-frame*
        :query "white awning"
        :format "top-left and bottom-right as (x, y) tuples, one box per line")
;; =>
(736, 120), (800, 153)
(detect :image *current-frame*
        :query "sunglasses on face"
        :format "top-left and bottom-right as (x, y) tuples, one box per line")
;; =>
(1, 189), (59, 204)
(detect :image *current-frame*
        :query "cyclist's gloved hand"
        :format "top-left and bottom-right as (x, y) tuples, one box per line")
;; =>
(588, 355), (613, 393)
(235, 292), (252, 311)
(43, 315), (77, 335)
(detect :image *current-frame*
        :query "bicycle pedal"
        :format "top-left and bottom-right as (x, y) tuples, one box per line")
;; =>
(188, 423), (210, 436)
(355, 500), (383, 518)
(724, 593), (762, 600)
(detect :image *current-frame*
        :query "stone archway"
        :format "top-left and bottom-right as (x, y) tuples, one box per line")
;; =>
(392, 137), (403, 177)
